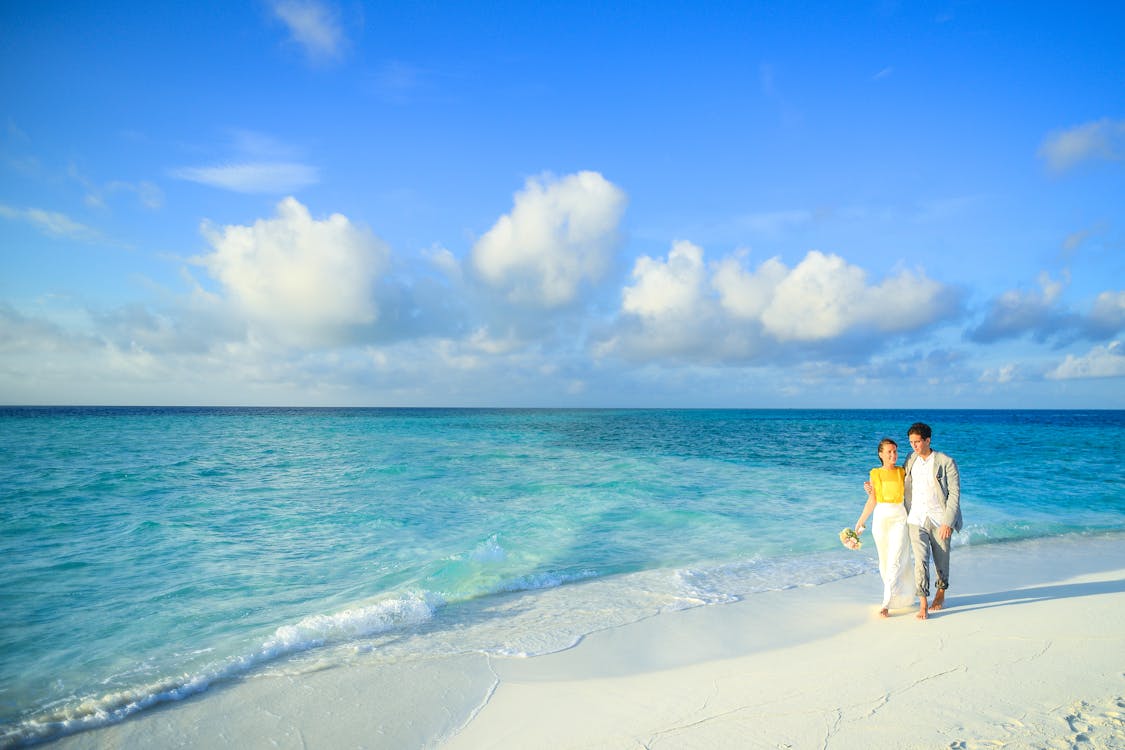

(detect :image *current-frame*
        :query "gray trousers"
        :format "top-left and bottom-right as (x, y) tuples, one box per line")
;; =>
(908, 519), (950, 598)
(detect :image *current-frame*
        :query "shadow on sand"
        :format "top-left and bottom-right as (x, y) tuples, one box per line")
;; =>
(940, 577), (1125, 616)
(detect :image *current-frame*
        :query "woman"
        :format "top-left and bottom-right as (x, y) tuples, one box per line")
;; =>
(854, 438), (915, 617)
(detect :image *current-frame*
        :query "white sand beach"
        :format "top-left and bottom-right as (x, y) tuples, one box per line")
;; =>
(54, 533), (1125, 749)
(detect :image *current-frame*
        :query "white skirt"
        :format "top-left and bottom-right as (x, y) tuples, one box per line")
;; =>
(872, 502), (914, 610)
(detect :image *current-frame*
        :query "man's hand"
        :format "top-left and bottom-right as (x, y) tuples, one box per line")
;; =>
(938, 524), (953, 541)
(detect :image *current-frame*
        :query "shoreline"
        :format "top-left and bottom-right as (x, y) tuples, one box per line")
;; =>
(448, 534), (1125, 749)
(46, 533), (1125, 748)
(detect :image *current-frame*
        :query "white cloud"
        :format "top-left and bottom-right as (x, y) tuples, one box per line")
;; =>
(713, 250), (788, 320)
(196, 197), (389, 347)
(1046, 341), (1125, 380)
(759, 251), (868, 341)
(622, 240), (708, 319)
(1038, 117), (1125, 172)
(271, 0), (346, 64)
(870, 269), (955, 330)
(21, 208), (95, 239)
(171, 162), (319, 194)
(611, 244), (954, 363)
(170, 131), (319, 194)
(733, 250), (945, 341)
(612, 240), (736, 361)
(0, 203), (100, 241)
(471, 171), (627, 307)
(1089, 290), (1125, 333)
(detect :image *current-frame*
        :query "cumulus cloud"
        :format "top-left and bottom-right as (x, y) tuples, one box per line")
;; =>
(622, 240), (708, 319)
(969, 271), (1072, 344)
(1038, 117), (1125, 172)
(1046, 341), (1125, 380)
(171, 162), (319, 194)
(725, 250), (951, 342)
(610, 240), (731, 360)
(762, 252), (867, 341)
(196, 197), (389, 347)
(712, 250), (788, 320)
(13, 163), (1121, 406)
(970, 273), (1124, 345)
(609, 244), (956, 364)
(271, 0), (347, 64)
(471, 171), (627, 307)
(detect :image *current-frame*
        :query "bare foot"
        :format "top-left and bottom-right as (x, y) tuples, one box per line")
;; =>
(916, 596), (928, 620)
(930, 590), (945, 611)
(879, 607), (889, 618)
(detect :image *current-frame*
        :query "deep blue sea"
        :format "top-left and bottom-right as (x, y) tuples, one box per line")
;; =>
(2, 408), (1123, 746)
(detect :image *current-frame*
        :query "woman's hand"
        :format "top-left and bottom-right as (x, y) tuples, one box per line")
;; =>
(854, 522), (866, 536)
(863, 481), (874, 496)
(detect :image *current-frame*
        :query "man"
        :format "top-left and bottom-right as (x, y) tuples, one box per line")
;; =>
(903, 422), (961, 620)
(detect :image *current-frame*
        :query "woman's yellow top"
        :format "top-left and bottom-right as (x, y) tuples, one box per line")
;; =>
(869, 466), (905, 503)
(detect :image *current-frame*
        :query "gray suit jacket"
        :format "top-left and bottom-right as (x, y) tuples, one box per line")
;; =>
(903, 450), (962, 532)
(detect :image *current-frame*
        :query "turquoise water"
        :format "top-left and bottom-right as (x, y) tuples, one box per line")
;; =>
(2, 408), (1123, 745)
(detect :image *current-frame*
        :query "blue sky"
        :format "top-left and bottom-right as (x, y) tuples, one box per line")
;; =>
(1, 1), (1123, 407)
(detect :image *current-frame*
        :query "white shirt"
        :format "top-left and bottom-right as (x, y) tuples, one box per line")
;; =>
(907, 452), (944, 527)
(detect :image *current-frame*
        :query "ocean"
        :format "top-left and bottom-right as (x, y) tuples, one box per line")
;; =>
(2, 407), (1123, 746)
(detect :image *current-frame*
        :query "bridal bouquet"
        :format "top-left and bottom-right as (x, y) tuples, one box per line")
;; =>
(839, 527), (862, 550)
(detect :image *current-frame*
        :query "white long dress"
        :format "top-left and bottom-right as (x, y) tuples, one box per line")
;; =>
(872, 501), (914, 610)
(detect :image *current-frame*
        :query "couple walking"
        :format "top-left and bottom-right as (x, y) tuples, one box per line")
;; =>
(853, 422), (962, 620)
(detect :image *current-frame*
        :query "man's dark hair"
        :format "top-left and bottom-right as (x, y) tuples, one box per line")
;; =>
(908, 422), (932, 440)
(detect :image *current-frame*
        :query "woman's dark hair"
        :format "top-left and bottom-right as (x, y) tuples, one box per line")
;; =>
(878, 437), (897, 456)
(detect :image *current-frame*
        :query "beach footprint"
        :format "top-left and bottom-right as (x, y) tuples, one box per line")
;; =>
(946, 739), (1005, 749)
(1060, 697), (1125, 747)
(1064, 702), (1092, 743)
